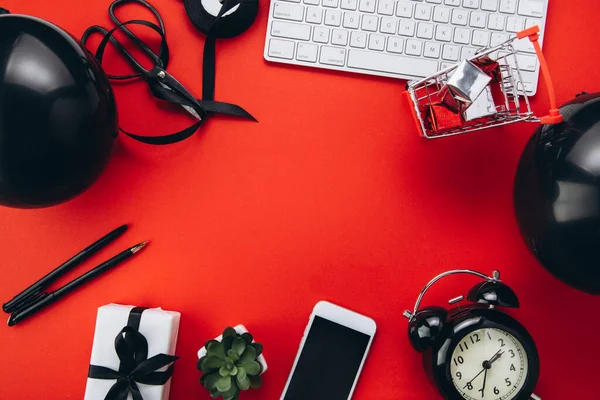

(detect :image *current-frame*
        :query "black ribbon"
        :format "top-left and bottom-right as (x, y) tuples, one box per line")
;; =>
(88, 307), (179, 400)
(183, 0), (259, 102)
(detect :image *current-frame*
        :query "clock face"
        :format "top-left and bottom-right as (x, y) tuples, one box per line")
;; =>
(449, 328), (528, 400)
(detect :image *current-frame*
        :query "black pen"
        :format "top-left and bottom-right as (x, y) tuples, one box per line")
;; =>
(2, 224), (128, 314)
(7, 241), (148, 327)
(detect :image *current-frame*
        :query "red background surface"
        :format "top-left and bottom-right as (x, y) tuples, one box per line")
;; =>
(1, 0), (599, 398)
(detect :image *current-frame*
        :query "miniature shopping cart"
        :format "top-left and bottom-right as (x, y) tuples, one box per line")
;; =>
(405, 26), (563, 139)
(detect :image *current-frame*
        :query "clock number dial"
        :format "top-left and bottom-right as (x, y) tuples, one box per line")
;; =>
(454, 356), (465, 366)
(450, 328), (529, 400)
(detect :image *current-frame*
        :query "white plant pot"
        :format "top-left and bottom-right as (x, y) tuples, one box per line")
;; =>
(197, 324), (268, 374)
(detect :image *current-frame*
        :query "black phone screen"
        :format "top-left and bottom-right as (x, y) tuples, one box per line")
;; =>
(283, 316), (371, 400)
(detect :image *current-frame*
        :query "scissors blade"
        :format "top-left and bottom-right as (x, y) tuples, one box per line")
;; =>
(157, 81), (202, 121)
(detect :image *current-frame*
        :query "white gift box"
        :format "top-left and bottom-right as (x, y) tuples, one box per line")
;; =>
(84, 304), (181, 400)
(198, 324), (268, 374)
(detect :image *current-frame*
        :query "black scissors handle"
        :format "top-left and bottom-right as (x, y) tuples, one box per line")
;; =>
(81, 0), (169, 79)
(108, 0), (166, 58)
(96, 19), (168, 78)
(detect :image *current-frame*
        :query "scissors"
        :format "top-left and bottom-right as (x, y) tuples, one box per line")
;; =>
(82, 0), (255, 145)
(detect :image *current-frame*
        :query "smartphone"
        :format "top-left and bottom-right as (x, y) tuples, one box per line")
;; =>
(280, 301), (377, 400)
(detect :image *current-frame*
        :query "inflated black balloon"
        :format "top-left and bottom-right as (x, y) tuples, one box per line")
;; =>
(0, 14), (117, 208)
(514, 92), (600, 295)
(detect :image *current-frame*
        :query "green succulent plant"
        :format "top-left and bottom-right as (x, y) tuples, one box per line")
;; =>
(197, 327), (264, 400)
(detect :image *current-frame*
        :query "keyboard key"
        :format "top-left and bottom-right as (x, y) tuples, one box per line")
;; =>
(340, 0), (358, 10)
(499, 0), (517, 14)
(513, 37), (536, 53)
(282, 0), (301, 4)
(426, 0), (443, 4)
(343, 12), (360, 28)
(347, 49), (439, 77)
(525, 18), (542, 29)
(387, 37), (404, 53)
(325, 9), (342, 26)
(268, 39), (295, 59)
(442, 44), (459, 60)
(417, 22), (435, 39)
(435, 25), (452, 41)
(440, 62), (454, 70)
(454, 27), (470, 44)
(415, 4), (433, 21)
(361, 14), (379, 31)
(517, 54), (537, 71)
(488, 14), (506, 30)
(380, 17), (397, 34)
(399, 19), (416, 36)
(518, 80), (535, 94)
(470, 12), (487, 28)
(396, 1), (413, 17)
(518, 0), (544, 18)
(424, 41), (441, 58)
(313, 26), (330, 43)
(320, 46), (347, 66)
(358, 0), (376, 13)
(481, 0), (498, 11)
(304, 0), (320, 5)
(306, 7), (323, 23)
(273, 2), (304, 21)
(433, 6), (451, 23)
(296, 42), (318, 62)
(460, 46), (477, 59)
(444, 0), (461, 6)
(472, 30), (489, 46)
(506, 16), (524, 32)
(368, 34), (386, 50)
(322, 0), (338, 7)
(451, 8), (468, 25)
(271, 21), (312, 40)
(350, 31), (368, 47)
(490, 31), (508, 46)
(377, 0), (395, 16)
(405, 39), (423, 56)
(462, 0), (479, 9)
(332, 28), (350, 45)
(502, 52), (536, 72)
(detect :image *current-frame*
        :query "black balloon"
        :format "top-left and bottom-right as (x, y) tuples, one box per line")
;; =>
(0, 14), (117, 208)
(514, 92), (600, 295)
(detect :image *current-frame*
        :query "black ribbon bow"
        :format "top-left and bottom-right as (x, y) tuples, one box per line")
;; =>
(88, 307), (179, 400)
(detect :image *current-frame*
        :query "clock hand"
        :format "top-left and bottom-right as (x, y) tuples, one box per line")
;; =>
(480, 368), (488, 397)
(463, 348), (503, 389)
(486, 350), (504, 368)
(463, 368), (486, 389)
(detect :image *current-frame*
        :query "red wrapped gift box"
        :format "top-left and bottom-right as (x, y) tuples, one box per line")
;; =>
(425, 103), (464, 133)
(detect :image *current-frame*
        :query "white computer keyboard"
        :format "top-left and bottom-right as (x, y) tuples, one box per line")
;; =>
(264, 0), (548, 95)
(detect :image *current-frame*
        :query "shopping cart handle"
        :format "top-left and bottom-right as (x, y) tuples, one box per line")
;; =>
(517, 25), (563, 125)
(517, 25), (540, 40)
